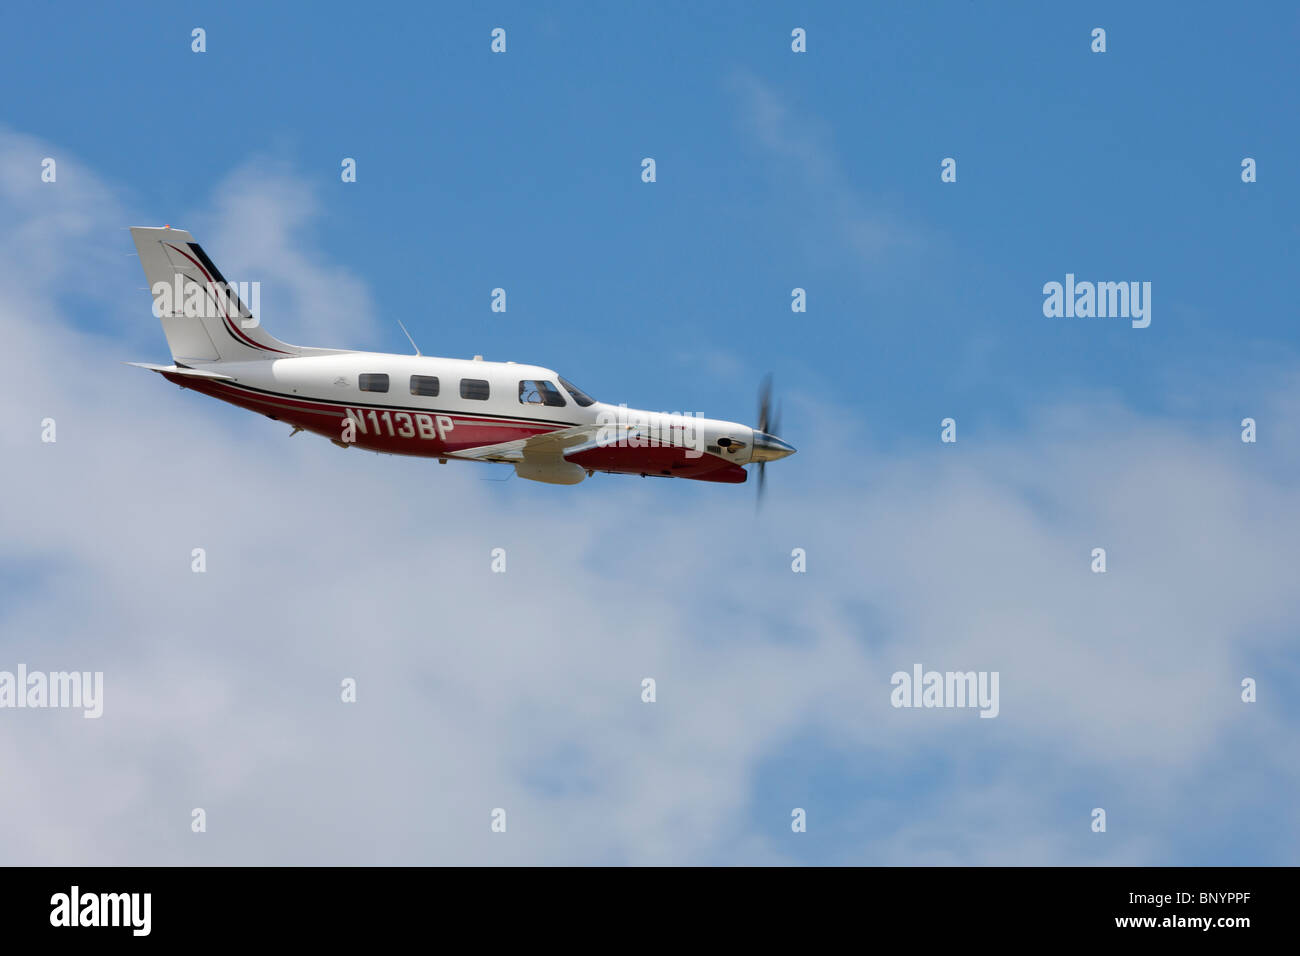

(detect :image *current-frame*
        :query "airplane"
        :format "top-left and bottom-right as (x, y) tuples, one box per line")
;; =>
(128, 226), (796, 489)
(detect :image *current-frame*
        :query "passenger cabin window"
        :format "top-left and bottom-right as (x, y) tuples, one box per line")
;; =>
(518, 380), (566, 407)
(359, 373), (389, 393)
(410, 375), (440, 397)
(460, 378), (490, 400)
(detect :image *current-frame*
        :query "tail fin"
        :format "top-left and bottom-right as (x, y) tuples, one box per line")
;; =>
(130, 226), (299, 364)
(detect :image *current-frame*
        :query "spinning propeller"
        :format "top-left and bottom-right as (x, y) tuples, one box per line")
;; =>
(753, 375), (794, 504)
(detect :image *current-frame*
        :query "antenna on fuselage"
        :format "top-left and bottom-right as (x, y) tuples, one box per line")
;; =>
(397, 320), (422, 356)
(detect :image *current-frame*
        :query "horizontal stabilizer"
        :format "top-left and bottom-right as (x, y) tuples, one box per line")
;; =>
(125, 362), (235, 381)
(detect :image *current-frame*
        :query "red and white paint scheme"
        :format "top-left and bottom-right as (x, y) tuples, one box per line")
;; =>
(129, 226), (795, 486)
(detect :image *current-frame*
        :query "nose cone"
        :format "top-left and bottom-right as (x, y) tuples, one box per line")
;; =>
(751, 431), (796, 462)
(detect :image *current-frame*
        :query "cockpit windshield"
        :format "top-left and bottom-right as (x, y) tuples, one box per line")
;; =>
(558, 376), (597, 407)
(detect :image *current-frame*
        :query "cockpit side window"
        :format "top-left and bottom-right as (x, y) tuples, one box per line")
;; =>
(518, 380), (566, 407)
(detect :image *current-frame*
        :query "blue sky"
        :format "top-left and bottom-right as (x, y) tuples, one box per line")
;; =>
(0, 2), (1297, 865)
(8, 1), (1297, 429)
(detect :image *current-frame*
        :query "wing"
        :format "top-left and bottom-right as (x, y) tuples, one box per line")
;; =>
(450, 421), (637, 463)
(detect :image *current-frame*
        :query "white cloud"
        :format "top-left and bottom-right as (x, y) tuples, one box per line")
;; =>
(728, 71), (924, 263)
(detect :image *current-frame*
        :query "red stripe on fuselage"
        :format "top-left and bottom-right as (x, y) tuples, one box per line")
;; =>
(161, 373), (746, 479)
